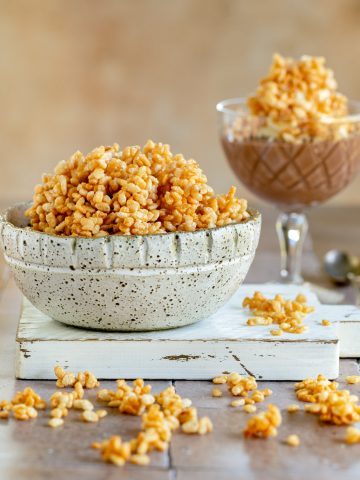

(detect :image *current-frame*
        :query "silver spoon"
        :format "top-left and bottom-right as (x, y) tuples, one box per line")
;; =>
(323, 250), (359, 284)
(323, 250), (360, 305)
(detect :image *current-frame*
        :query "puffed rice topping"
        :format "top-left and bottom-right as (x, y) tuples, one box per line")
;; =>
(247, 54), (350, 142)
(26, 141), (249, 237)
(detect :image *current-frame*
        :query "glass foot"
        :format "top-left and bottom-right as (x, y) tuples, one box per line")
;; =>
(276, 212), (308, 285)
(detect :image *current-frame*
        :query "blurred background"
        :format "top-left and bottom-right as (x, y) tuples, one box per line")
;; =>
(1, 0), (360, 208)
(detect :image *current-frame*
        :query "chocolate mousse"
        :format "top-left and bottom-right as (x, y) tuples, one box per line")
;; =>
(220, 54), (360, 211)
(222, 134), (360, 212)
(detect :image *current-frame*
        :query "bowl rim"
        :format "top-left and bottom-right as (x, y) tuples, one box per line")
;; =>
(216, 97), (360, 123)
(0, 201), (261, 243)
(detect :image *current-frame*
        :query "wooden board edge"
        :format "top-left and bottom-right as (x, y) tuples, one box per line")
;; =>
(15, 339), (339, 381)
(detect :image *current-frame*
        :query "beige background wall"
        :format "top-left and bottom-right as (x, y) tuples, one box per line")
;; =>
(1, 0), (360, 207)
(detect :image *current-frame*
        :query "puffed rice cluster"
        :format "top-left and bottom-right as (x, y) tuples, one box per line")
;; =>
(0, 365), (213, 468)
(295, 374), (360, 425)
(243, 404), (282, 438)
(246, 54), (350, 143)
(25, 140), (249, 237)
(0, 387), (46, 420)
(94, 383), (213, 466)
(346, 426), (360, 444)
(243, 291), (314, 334)
(212, 373), (272, 413)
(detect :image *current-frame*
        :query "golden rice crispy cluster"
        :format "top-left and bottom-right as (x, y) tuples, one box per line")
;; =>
(246, 54), (350, 142)
(25, 140), (249, 237)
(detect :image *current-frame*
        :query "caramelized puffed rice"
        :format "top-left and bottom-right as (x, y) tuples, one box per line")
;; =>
(322, 319), (331, 327)
(73, 399), (94, 411)
(243, 404), (257, 414)
(97, 379), (155, 416)
(11, 387), (46, 410)
(243, 404), (282, 438)
(286, 434), (300, 447)
(294, 374), (338, 403)
(230, 399), (245, 407)
(50, 407), (68, 418)
(93, 435), (131, 466)
(296, 374), (360, 425)
(48, 417), (64, 428)
(54, 366), (99, 389)
(182, 416), (213, 435)
(26, 141), (249, 237)
(12, 404), (38, 421)
(287, 404), (300, 413)
(50, 391), (75, 409)
(226, 372), (258, 397)
(346, 375), (360, 385)
(82, 410), (100, 423)
(130, 454), (151, 466)
(0, 400), (12, 419)
(247, 54), (349, 142)
(0, 410), (10, 420)
(345, 426), (360, 444)
(93, 383), (213, 467)
(2, 367), (212, 468)
(212, 388), (223, 398)
(243, 291), (314, 334)
(212, 375), (228, 384)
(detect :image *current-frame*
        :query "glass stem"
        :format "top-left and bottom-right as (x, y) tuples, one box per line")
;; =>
(276, 212), (308, 284)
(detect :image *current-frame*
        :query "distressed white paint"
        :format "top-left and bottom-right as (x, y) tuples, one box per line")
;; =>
(16, 284), (340, 380)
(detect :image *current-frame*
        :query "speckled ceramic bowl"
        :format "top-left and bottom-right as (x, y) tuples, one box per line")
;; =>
(0, 202), (261, 331)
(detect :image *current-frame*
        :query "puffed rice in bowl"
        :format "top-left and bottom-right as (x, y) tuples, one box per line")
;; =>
(0, 142), (261, 331)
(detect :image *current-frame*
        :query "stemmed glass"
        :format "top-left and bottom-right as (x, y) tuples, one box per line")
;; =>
(217, 98), (360, 284)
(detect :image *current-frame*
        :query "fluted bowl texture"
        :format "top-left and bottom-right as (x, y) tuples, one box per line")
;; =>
(0, 202), (261, 331)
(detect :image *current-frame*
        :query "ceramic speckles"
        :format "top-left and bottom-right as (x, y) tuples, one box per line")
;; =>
(0, 202), (261, 331)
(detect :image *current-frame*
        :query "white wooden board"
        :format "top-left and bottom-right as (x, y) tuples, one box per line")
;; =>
(16, 284), (340, 380)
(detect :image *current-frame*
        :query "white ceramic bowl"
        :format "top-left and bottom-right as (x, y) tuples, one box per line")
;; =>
(0, 202), (261, 331)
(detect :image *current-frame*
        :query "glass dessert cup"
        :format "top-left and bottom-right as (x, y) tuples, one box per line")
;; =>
(217, 98), (360, 284)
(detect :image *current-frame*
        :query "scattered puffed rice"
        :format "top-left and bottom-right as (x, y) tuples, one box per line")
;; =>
(230, 399), (245, 407)
(243, 291), (314, 334)
(286, 434), (300, 447)
(11, 387), (46, 410)
(96, 409), (108, 419)
(227, 372), (258, 397)
(322, 320), (331, 327)
(243, 404), (257, 414)
(296, 374), (360, 425)
(346, 376), (360, 385)
(82, 410), (99, 423)
(0, 400), (11, 420)
(48, 417), (64, 428)
(130, 454), (151, 466)
(0, 410), (10, 420)
(212, 376), (228, 385)
(243, 404), (282, 438)
(212, 388), (223, 398)
(50, 407), (68, 418)
(345, 426), (360, 444)
(12, 404), (38, 421)
(54, 366), (99, 389)
(287, 404), (300, 413)
(73, 399), (94, 411)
